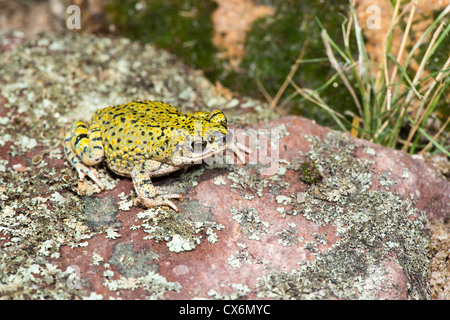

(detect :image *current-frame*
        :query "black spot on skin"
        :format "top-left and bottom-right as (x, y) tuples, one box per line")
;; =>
(113, 112), (125, 119)
(139, 179), (153, 185)
(75, 134), (87, 146)
(76, 123), (87, 129)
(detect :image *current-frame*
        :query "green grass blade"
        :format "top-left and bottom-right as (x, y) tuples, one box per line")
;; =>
(407, 117), (450, 156)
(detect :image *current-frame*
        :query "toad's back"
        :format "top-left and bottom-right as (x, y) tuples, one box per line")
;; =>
(91, 101), (190, 175)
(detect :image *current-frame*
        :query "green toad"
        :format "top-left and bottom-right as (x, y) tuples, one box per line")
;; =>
(64, 100), (248, 211)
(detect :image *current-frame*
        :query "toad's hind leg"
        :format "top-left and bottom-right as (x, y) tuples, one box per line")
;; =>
(132, 160), (183, 212)
(64, 120), (105, 189)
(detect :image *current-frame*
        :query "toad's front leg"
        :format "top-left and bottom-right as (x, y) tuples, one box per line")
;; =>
(132, 160), (183, 212)
(64, 120), (105, 189)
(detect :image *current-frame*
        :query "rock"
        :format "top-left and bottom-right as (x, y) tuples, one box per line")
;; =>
(0, 32), (448, 300)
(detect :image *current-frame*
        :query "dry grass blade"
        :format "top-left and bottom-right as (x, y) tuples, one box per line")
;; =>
(420, 116), (450, 156)
(402, 80), (446, 151)
(321, 29), (363, 120)
(256, 78), (273, 105)
(289, 79), (346, 131)
(404, 20), (447, 109)
(268, 42), (309, 111)
(389, 2), (416, 85)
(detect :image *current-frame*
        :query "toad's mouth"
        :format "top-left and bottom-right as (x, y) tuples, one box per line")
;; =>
(171, 132), (232, 165)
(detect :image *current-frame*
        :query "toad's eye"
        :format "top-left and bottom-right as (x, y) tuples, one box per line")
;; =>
(191, 140), (207, 152)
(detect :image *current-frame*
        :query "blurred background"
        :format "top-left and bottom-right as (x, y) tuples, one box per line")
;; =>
(0, 0), (448, 149)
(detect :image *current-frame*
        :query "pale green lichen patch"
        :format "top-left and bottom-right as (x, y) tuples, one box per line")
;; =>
(167, 234), (196, 253)
(206, 283), (252, 299)
(256, 131), (430, 299)
(227, 166), (277, 200)
(213, 175), (227, 186)
(379, 170), (396, 191)
(109, 242), (159, 278)
(0, 168), (94, 298)
(102, 270), (181, 299)
(228, 249), (252, 268)
(132, 208), (196, 242)
(117, 192), (134, 211)
(401, 168), (410, 179)
(275, 195), (292, 205)
(96, 257), (181, 299)
(83, 196), (120, 232)
(276, 226), (300, 247)
(131, 203), (225, 252)
(230, 206), (269, 241)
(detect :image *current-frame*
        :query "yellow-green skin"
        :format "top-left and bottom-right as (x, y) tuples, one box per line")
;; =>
(64, 100), (230, 211)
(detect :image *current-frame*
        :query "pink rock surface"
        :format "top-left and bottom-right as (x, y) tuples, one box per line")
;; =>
(45, 117), (447, 299)
(1, 32), (447, 300)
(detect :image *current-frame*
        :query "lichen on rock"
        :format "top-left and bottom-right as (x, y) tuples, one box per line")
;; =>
(256, 131), (430, 299)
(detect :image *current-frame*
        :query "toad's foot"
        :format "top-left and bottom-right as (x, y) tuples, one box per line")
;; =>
(74, 162), (105, 190)
(134, 193), (183, 212)
(227, 141), (252, 163)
